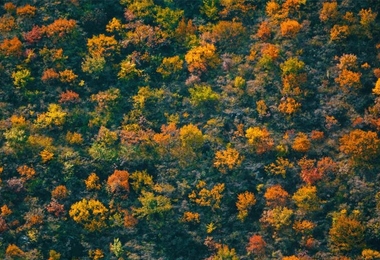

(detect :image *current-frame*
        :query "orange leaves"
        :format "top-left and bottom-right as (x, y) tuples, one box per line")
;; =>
(0, 37), (23, 57)
(185, 43), (220, 74)
(107, 170), (130, 195)
(188, 181), (225, 209)
(264, 185), (289, 207)
(280, 19), (301, 37)
(319, 1), (339, 22)
(278, 97), (301, 115)
(0, 15), (16, 32)
(181, 211), (200, 223)
(6, 244), (25, 258)
(41, 68), (60, 82)
(339, 129), (380, 166)
(51, 185), (68, 200)
(246, 234), (266, 255)
(59, 90), (80, 104)
(43, 18), (77, 38)
(16, 4), (37, 17)
(292, 132), (310, 153)
(256, 21), (271, 41)
(236, 191), (256, 221)
(245, 127), (274, 154)
(330, 25), (350, 41)
(85, 173), (101, 191)
(17, 165), (36, 180)
(213, 147), (243, 173)
(40, 149), (54, 163)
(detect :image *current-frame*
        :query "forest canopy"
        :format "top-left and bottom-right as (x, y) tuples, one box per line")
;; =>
(1, 0), (380, 259)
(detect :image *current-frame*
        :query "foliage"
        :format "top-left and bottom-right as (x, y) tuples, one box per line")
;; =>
(69, 199), (108, 232)
(1, 0), (380, 258)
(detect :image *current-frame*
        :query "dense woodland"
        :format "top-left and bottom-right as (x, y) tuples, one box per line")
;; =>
(1, 0), (380, 259)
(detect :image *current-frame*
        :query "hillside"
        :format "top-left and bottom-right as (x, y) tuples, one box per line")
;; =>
(1, 0), (380, 259)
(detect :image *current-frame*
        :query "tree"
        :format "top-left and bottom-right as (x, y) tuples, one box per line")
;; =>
(133, 191), (172, 220)
(245, 127), (274, 154)
(264, 185), (289, 207)
(339, 129), (380, 166)
(185, 43), (220, 74)
(246, 234), (266, 256)
(329, 211), (365, 253)
(292, 185), (321, 212)
(69, 199), (108, 232)
(107, 170), (130, 195)
(236, 191), (256, 221)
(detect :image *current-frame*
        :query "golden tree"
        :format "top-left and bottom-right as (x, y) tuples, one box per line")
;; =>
(236, 191), (256, 221)
(245, 127), (274, 154)
(264, 184), (289, 207)
(69, 199), (108, 231)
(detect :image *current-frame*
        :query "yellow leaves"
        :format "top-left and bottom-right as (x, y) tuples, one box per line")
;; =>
(66, 131), (83, 144)
(69, 199), (108, 231)
(59, 69), (78, 83)
(206, 222), (217, 233)
(245, 127), (274, 154)
(292, 185), (320, 211)
(156, 56), (183, 77)
(236, 191), (256, 221)
(89, 249), (105, 260)
(118, 58), (143, 80)
(36, 104), (67, 128)
(85, 173), (101, 190)
(179, 124), (204, 149)
(130, 170), (154, 192)
(106, 17), (123, 33)
(40, 149), (54, 163)
(185, 43), (220, 74)
(214, 147), (243, 173)
(256, 100), (268, 116)
(265, 157), (294, 178)
(260, 206), (293, 230)
(189, 181), (225, 209)
(87, 34), (118, 57)
(280, 19), (301, 38)
(49, 250), (61, 260)
(133, 191), (172, 219)
(181, 211), (200, 223)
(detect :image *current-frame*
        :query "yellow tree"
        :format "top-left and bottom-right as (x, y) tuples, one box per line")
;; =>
(69, 199), (108, 232)
(245, 127), (274, 154)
